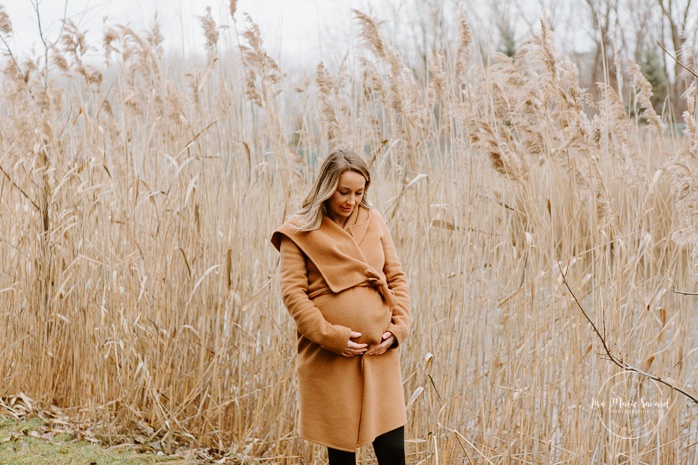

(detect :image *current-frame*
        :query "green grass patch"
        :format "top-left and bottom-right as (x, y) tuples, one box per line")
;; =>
(0, 417), (201, 465)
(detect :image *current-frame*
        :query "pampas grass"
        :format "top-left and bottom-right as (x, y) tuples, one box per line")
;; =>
(0, 7), (696, 465)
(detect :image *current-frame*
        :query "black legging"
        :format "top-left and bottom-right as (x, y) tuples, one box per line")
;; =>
(328, 426), (405, 465)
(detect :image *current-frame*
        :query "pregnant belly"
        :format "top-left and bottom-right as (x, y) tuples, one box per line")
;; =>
(313, 286), (391, 347)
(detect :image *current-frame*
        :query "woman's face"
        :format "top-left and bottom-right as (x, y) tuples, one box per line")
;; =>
(325, 170), (366, 225)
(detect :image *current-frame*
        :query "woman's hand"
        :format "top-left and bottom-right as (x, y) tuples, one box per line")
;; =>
(341, 331), (368, 358)
(366, 332), (395, 356)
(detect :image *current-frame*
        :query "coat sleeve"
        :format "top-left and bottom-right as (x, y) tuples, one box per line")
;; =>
(377, 213), (411, 347)
(278, 236), (353, 354)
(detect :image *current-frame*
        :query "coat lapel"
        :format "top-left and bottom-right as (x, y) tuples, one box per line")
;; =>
(271, 207), (375, 294)
(320, 211), (370, 264)
(347, 206), (371, 246)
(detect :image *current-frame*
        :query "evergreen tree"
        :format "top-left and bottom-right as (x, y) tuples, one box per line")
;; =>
(640, 46), (668, 114)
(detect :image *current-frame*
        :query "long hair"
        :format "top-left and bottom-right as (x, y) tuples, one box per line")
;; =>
(292, 149), (371, 231)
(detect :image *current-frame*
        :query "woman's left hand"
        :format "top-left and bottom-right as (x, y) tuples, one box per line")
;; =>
(366, 332), (395, 356)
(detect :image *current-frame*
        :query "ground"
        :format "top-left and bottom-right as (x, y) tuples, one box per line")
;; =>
(0, 416), (204, 465)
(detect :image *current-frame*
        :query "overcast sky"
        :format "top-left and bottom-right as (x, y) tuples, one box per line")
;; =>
(2, 0), (373, 67)
(2, 0), (591, 70)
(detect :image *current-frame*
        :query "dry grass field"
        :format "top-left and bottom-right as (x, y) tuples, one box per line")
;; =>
(1, 4), (697, 464)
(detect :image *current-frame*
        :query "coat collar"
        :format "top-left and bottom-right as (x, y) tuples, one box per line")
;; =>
(326, 205), (371, 245)
(346, 205), (371, 245)
(271, 206), (378, 294)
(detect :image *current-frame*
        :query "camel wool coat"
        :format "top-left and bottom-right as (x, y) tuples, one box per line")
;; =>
(271, 205), (411, 452)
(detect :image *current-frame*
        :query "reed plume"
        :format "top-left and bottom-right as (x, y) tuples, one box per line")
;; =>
(627, 59), (665, 134)
(199, 6), (219, 64)
(454, 11), (472, 83)
(0, 4), (12, 36)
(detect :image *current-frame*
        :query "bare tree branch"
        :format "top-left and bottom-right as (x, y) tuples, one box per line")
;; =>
(29, 0), (50, 89)
(557, 260), (698, 404)
(682, 0), (693, 30)
(657, 40), (698, 78)
(671, 285), (698, 296)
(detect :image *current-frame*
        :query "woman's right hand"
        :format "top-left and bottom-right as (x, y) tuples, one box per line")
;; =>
(341, 331), (368, 357)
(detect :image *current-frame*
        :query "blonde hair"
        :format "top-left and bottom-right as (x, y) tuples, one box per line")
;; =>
(292, 149), (371, 231)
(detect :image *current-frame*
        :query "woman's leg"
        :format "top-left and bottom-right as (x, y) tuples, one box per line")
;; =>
(373, 426), (406, 465)
(328, 447), (356, 465)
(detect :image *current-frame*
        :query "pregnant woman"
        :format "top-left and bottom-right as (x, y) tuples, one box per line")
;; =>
(271, 149), (411, 465)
